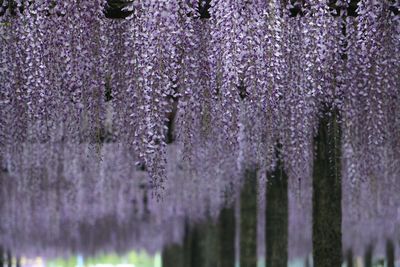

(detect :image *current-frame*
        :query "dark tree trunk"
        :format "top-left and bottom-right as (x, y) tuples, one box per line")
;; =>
(265, 159), (288, 267)
(190, 224), (205, 267)
(0, 246), (3, 267)
(188, 220), (219, 267)
(183, 223), (193, 267)
(364, 244), (373, 267)
(162, 244), (184, 267)
(386, 240), (395, 267)
(240, 169), (257, 267)
(203, 221), (219, 267)
(218, 206), (235, 267)
(312, 110), (342, 267)
(346, 249), (353, 267)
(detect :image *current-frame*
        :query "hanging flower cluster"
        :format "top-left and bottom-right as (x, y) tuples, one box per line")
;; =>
(0, 0), (399, 189)
(1, 142), (398, 259)
(0, 143), (232, 256)
(341, 0), (400, 185)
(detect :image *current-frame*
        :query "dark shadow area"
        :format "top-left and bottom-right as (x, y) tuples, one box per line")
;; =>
(104, 0), (134, 19)
(386, 240), (395, 267)
(266, 159), (288, 267)
(218, 205), (235, 267)
(240, 169), (257, 267)
(364, 244), (373, 267)
(162, 244), (184, 267)
(312, 109), (342, 267)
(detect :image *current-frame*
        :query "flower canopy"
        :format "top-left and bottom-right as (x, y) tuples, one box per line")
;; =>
(0, 0), (399, 190)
